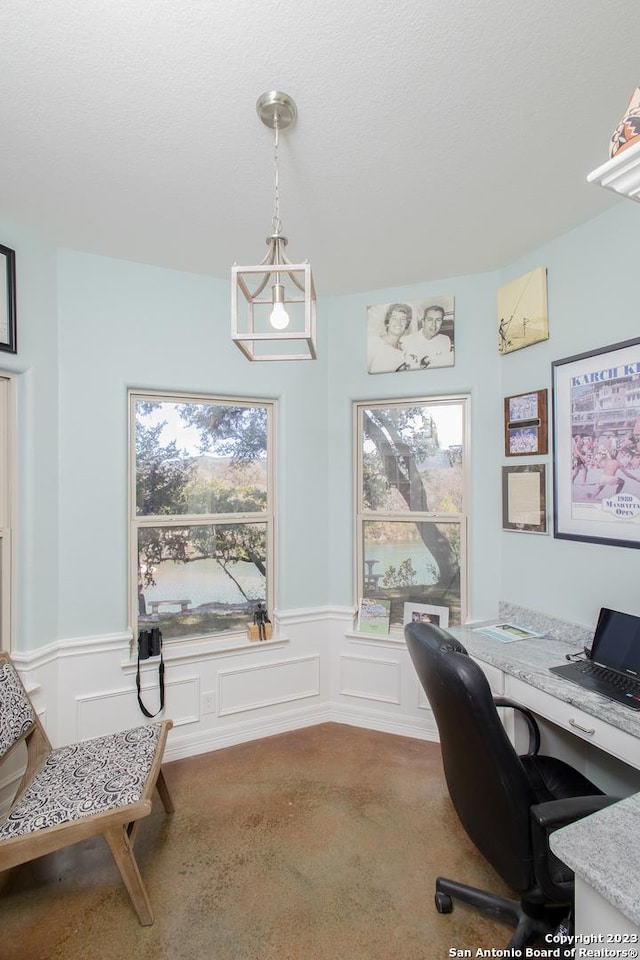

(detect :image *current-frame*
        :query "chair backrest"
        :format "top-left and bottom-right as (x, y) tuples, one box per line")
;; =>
(0, 654), (37, 760)
(405, 621), (538, 893)
(0, 653), (51, 802)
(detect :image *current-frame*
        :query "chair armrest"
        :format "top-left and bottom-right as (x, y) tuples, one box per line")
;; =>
(530, 794), (620, 902)
(531, 794), (619, 830)
(493, 697), (541, 755)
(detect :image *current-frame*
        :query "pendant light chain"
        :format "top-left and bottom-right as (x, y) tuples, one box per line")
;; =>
(272, 124), (282, 236)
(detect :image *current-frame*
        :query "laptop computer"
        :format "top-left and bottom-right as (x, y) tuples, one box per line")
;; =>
(549, 607), (640, 710)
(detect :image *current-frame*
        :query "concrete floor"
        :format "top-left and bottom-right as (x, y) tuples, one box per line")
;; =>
(2, 723), (517, 960)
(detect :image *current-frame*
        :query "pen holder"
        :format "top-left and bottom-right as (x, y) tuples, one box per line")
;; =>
(248, 623), (273, 642)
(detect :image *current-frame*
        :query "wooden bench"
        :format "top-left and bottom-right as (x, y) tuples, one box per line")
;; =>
(148, 599), (191, 615)
(0, 652), (174, 925)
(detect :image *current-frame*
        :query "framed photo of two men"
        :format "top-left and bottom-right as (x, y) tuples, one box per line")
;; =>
(366, 296), (454, 374)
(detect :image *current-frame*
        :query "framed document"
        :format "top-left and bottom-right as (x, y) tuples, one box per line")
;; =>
(502, 463), (547, 533)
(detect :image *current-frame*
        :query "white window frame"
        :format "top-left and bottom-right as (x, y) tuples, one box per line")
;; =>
(0, 374), (16, 651)
(128, 388), (276, 643)
(354, 393), (470, 630)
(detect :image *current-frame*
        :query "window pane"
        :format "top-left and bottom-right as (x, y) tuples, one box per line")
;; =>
(135, 400), (268, 516)
(361, 403), (463, 513)
(362, 520), (461, 627)
(137, 523), (267, 639)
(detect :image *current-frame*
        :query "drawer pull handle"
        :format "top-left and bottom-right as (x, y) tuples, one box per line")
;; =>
(568, 718), (596, 736)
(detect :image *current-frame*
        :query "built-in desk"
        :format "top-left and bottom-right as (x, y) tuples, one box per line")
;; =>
(450, 624), (640, 775)
(449, 621), (640, 939)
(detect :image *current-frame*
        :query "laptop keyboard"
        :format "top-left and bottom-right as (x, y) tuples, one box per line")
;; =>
(573, 660), (640, 694)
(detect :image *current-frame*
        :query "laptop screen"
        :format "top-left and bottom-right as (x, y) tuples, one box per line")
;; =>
(592, 607), (640, 678)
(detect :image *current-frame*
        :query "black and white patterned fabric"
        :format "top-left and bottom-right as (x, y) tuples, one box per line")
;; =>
(0, 661), (36, 760)
(0, 724), (163, 839)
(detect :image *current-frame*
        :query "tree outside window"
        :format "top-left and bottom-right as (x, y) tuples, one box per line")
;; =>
(130, 393), (274, 640)
(357, 397), (468, 630)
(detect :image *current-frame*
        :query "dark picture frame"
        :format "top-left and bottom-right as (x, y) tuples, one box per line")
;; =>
(502, 463), (547, 533)
(552, 338), (640, 549)
(0, 244), (17, 354)
(504, 388), (548, 457)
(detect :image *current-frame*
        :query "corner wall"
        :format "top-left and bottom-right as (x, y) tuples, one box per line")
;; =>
(2, 198), (640, 758)
(497, 201), (640, 626)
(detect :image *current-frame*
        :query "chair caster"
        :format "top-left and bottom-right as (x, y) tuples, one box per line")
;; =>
(435, 891), (453, 914)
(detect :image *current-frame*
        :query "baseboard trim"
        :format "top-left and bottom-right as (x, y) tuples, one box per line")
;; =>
(162, 703), (330, 761)
(162, 700), (436, 762)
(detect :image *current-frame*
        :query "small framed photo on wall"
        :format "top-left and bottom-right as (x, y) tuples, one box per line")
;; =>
(504, 389), (548, 457)
(502, 463), (547, 533)
(0, 244), (16, 355)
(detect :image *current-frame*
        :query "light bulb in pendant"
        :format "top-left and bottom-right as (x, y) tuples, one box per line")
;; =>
(269, 283), (290, 330)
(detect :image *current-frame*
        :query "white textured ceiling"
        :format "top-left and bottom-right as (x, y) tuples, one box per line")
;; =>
(1, 0), (639, 295)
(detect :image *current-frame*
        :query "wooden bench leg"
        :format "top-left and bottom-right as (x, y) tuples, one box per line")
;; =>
(104, 825), (154, 926)
(127, 770), (174, 847)
(156, 768), (175, 814)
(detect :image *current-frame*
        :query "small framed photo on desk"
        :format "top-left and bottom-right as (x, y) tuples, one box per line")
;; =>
(403, 602), (449, 629)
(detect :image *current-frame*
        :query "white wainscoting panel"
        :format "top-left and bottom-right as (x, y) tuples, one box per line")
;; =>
(76, 674), (201, 738)
(11, 607), (441, 759)
(218, 654), (320, 717)
(339, 653), (401, 705)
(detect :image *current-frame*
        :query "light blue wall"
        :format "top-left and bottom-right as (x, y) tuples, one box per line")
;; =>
(0, 221), (59, 651)
(325, 270), (502, 621)
(55, 250), (330, 641)
(498, 202), (640, 626)
(3, 197), (640, 650)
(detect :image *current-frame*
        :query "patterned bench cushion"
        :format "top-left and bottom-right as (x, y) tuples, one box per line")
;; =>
(0, 724), (162, 840)
(0, 662), (36, 760)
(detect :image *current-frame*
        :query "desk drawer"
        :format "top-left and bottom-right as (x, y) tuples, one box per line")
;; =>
(506, 676), (639, 770)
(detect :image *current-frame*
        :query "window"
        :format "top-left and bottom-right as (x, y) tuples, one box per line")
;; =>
(0, 375), (14, 650)
(130, 391), (275, 641)
(355, 395), (469, 631)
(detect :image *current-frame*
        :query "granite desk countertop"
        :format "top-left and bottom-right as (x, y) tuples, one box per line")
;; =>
(550, 793), (640, 929)
(449, 622), (640, 740)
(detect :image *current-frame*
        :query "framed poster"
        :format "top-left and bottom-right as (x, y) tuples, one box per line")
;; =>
(0, 244), (16, 354)
(552, 338), (640, 548)
(504, 389), (548, 456)
(498, 267), (548, 356)
(502, 463), (547, 533)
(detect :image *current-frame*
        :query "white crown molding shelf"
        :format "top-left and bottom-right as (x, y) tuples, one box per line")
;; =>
(587, 140), (640, 202)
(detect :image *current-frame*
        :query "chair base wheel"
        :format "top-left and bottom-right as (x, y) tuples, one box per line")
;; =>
(435, 891), (453, 914)
(434, 876), (569, 950)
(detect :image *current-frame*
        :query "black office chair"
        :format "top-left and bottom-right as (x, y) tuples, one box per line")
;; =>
(405, 621), (617, 949)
